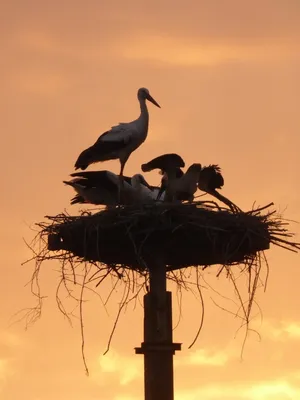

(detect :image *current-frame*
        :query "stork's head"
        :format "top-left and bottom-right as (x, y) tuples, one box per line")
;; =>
(138, 87), (161, 108)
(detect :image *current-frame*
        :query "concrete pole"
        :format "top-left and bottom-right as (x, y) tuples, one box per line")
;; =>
(135, 260), (181, 400)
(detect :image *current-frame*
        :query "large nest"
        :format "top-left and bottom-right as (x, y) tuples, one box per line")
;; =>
(41, 201), (295, 272)
(21, 200), (299, 373)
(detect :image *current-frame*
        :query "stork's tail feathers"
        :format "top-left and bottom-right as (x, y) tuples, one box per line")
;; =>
(70, 194), (86, 205)
(63, 180), (74, 187)
(63, 180), (87, 205)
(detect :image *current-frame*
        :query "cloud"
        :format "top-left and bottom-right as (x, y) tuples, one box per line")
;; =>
(247, 380), (298, 399)
(5, 1), (300, 44)
(0, 359), (9, 379)
(176, 385), (241, 400)
(96, 351), (142, 385)
(261, 320), (300, 341)
(11, 29), (118, 62)
(0, 358), (15, 391)
(176, 348), (230, 367)
(176, 379), (300, 400)
(0, 332), (22, 348)
(118, 36), (298, 67)
(5, 2), (300, 75)
(7, 68), (69, 97)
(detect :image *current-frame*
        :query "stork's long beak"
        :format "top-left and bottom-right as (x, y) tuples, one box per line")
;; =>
(147, 94), (161, 108)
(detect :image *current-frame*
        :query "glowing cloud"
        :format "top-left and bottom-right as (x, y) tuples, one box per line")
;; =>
(97, 351), (142, 385)
(119, 36), (296, 67)
(175, 348), (230, 368)
(247, 380), (298, 399)
(262, 320), (300, 340)
(176, 380), (300, 400)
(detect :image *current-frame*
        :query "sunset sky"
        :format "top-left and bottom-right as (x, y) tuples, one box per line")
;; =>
(1, 1), (300, 399)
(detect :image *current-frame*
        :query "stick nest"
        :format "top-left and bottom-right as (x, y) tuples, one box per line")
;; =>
(39, 201), (298, 272)
(21, 201), (299, 373)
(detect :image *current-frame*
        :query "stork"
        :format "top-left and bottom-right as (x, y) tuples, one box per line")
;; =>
(198, 165), (242, 212)
(164, 163), (202, 202)
(74, 88), (161, 199)
(159, 168), (184, 200)
(64, 171), (130, 206)
(198, 165), (224, 192)
(130, 174), (165, 203)
(63, 170), (163, 207)
(141, 153), (185, 200)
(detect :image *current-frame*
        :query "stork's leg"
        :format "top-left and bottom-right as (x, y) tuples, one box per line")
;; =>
(156, 186), (164, 201)
(118, 161), (126, 205)
(118, 176), (123, 205)
(187, 195), (194, 204)
(156, 173), (168, 202)
(120, 160), (126, 179)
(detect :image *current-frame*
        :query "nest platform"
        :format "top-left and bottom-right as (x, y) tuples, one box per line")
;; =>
(39, 201), (294, 272)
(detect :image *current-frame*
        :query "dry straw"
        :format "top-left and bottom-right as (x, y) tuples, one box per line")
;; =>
(21, 200), (299, 373)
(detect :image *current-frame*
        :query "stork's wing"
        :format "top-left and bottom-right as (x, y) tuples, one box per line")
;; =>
(208, 164), (222, 172)
(141, 153), (185, 172)
(92, 133), (128, 153)
(199, 166), (224, 190)
(215, 174), (224, 189)
(74, 123), (140, 170)
(70, 170), (131, 184)
(70, 194), (86, 205)
(63, 180), (91, 204)
(70, 171), (111, 186)
(65, 177), (119, 205)
(87, 125), (136, 157)
(98, 123), (138, 143)
(69, 171), (132, 195)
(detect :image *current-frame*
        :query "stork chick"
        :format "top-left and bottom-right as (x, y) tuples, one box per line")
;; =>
(130, 174), (163, 204)
(63, 170), (163, 207)
(165, 163), (202, 203)
(63, 171), (131, 206)
(141, 153), (185, 200)
(198, 165), (242, 212)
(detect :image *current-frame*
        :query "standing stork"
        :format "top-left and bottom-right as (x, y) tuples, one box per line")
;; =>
(198, 165), (242, 212)
(141, 153), (185, 200)
(74, 87), (161, 192)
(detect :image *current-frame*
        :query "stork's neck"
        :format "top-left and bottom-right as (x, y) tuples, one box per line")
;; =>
(166, 169), (179, 180)
(138, 98), (149, 128)
(131, 175), (140, 190)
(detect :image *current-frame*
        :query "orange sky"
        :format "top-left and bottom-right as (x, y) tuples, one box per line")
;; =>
(1, 1), (300, 399)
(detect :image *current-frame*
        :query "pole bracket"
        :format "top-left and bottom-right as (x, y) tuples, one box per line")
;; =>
(135, 342), (182, 355)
